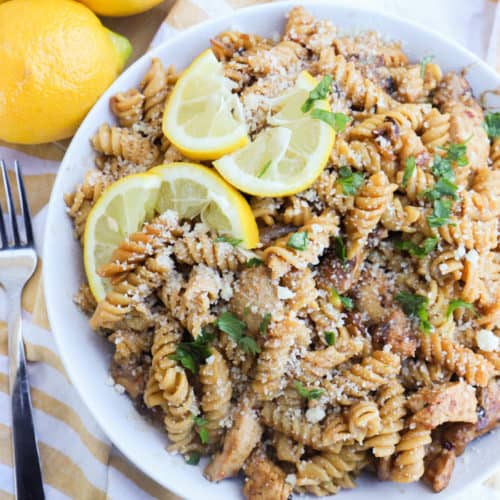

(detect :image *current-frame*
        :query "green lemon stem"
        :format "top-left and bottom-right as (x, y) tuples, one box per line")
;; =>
(105, 28), (132, 72)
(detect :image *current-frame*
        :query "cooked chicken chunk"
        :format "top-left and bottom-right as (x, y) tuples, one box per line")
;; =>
(229, 266), (284, 334)
(204, 399), (263, 482)
(243, 448), (292, 500)
(423, 449), (456, 493)
(408, 382), (477, 429)
(372, 308), (417, 357)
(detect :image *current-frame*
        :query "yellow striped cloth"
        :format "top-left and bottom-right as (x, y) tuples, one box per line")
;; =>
(1, 0), (500, 498)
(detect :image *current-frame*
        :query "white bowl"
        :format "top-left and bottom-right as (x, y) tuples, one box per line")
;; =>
(43, 2), (500, 498)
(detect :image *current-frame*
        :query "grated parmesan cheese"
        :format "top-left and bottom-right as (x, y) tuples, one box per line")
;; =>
(277, 286), (295, 300)
(476, 329), (499, 352)
(305, 406), (326, 424)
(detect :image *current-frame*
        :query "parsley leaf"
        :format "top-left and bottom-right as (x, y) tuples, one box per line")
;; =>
(294, 381), (325, 400)
(246, 257), (264, 268)
(395, 237), (438, 257)
(169, 331), (214, 374)
(216, 311), (246, 338)
(257, 160), (272, 178)
(216, 311), (260, 355)
(287, 231), (308, 251)
(423, 177), (458, 201)
(447, 299), (476, 318)
(485, 112), (500, 139)
(311, 109), (349, 132)
(427, 199), (453, 228)
(431, 155), (455, 181)
(396, 292), (432, 333)
(334, 236), (347, 265)
(301, 75), (333, 113)
(185, 452), (201, 465)
(420, 55), (435, 79)
(441, 142), (468, 167)
(215, 236), (243, 247)
(401, 156), (416, 188)
(259, 313), (271, 336)
(324, 331), (336, 346)
(330, 287), (353, 310)
(337, 166), (364, 195)
(193, 416), (209, 444)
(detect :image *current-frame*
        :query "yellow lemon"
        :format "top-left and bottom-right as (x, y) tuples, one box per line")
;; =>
(214, 71), (335, 197)
(78, 0), (163, 16)
(163, 50), (249, 160)
(0, 0), (131, 145)
(84, 163), (258, 301)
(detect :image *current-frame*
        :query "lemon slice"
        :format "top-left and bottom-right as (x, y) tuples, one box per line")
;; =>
(83, 173), (162, 301)
(163, 49), (249, 160)
(84, 163), (259, 301)
(150, 162), (259, 248)
(213, 71), (335, 197)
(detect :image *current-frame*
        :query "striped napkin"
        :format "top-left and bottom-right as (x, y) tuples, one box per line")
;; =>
(1, 1), (500, 498)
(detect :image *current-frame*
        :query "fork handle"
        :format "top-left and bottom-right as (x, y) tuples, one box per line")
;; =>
(8, 291), (45, 500)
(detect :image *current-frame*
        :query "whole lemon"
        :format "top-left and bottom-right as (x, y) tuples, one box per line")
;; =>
(78, 0), (163, 17)
(0, 0), (131, 144)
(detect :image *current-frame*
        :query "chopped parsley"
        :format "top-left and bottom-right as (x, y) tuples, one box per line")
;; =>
(420, 55), (435, 79)
(215, 311), (260, 355)
(446, 299), (476, 318)
(246, 257), (263, 267)
(193, 416), (209, 444)
(324, 331), (336, 346)
(337, 166), (364, 195)
(423, 177), (458, 201)
(185, 452), (201, 465)
(440, 142), (468, 167)
(334, 236), (347, 265)
(401, 156), (416, 188)
(287, 231), (309, 251)
(257, 160), (272, 178)
(215, 236), (243, 247)
(484, 112), (500, 139)
(311, 109), (349, 132)
(301, 75), (333, 113)
(431, 154), (455, 181)
(330, 287), (353, 310)
(395, 237), (438, 257)
(169, 330), (214, 374)
(294, 380), (325, 400)
(259, 313), (272, 336)
(427, 199), (453, 228)
(396, 292), (432, 333)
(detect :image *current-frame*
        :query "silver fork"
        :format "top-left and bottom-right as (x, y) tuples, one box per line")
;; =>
(0, 160), (45, 499)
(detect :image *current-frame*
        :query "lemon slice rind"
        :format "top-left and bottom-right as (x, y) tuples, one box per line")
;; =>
(163, 49), (249, 160)
(213, 71), (335, 197)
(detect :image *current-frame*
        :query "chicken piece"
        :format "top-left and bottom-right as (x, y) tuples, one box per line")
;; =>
(314, 247), (357, 294)
(408, 382), (477, 429)
(423, 449), (456, 493)
(243, 448), (292, 500)
(440, 379), (500, 455)
(110, 360), (146, 400)
(229, 267), (284, 334)
(442, 100), (489, 170)
(433, 72), (472, 107)
(353, 267), (393, 324)
(376, 457), (393, 481)
(372, 308), (417, 357)
(204, 399), (263, 481)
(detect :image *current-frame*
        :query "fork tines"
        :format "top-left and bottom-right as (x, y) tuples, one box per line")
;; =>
(0, 160), (34, 249)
